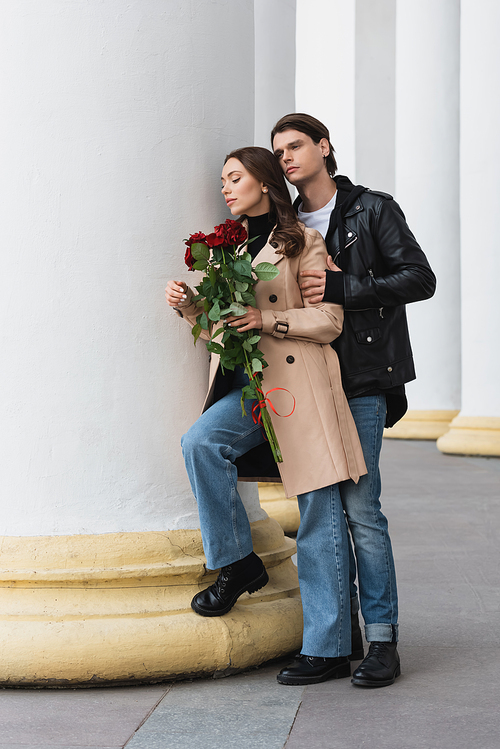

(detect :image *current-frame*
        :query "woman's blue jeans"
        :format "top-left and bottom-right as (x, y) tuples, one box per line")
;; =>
(181, 368), (351, 657)
(343, 395), (399, 643)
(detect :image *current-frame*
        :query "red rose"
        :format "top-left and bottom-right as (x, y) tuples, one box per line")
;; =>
(224, 219), (247, 246)
(212, 219), (247, 247)
(184, 232), (208, 271)
(185, 231), (207, 247)
(184, 246), (196, 270)
(205, 232), (226, 248)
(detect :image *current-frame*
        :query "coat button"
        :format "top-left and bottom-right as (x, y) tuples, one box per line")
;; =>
(286, 355), (295, 364)
(367, 336), (372, 342)
(347, 232), (353, 238)
(387, 366), (393, 372)
(270, 241), (278, 248)
(269, 294), (278, 303)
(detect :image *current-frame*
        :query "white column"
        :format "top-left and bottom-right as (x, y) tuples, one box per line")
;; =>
(438, 0), (500, 455)
(0, 0), (301, 685)
(355, 0), (396, 194)
(254, 0), (296, 148)
(387, 0), (461, 440)
(0, 0), (262, 536)
(295, 0), (356, 176)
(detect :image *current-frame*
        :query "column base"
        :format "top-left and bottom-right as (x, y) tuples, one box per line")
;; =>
(437, 415), (500, 457)
(0, 518), (301, 686)
(384, 410), (460, 440)
(258, 483), (300, 535)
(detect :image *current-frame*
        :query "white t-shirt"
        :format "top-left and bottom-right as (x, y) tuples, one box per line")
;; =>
(298, 191), (337, 239)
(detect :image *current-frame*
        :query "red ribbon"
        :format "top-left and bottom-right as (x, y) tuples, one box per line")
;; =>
(251, 383), (296, 432)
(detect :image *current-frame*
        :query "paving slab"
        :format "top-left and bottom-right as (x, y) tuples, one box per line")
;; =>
(0, 685), (168, 748)
(124, 662), (304, 749)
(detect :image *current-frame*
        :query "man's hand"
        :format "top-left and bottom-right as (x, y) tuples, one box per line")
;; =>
(225, 306), (263, 332)
(300, 256), (341, 303)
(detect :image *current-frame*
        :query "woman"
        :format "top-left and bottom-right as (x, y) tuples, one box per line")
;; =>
(165, 147), (366, 686)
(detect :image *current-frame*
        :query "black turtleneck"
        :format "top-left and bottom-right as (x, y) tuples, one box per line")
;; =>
(246, 213), (275, 259)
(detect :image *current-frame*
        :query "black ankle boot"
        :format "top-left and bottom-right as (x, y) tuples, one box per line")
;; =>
(277, 654), (351, 685)
(191, 552), (269, 617)
(349, 599), (364, 661)
(351, 641), (401, 687)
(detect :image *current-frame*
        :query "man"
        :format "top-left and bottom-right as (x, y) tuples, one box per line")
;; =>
(271, 113), (436, 687)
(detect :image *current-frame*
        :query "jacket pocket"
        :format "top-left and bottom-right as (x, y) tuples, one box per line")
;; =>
(355, 327), (381, 345)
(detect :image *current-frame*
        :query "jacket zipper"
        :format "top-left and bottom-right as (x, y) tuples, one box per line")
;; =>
(368, 268), (384, 318)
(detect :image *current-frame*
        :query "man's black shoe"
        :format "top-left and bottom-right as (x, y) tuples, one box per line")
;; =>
(349, 604), (364, 661)
(191, 551), (269, 617)
(351, 641), (401, 687)
(277, 654), (351, 685)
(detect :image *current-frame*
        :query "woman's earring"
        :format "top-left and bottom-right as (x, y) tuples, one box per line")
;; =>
(262, 187), (268, 193)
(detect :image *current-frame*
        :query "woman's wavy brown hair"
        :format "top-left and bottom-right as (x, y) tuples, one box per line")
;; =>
(224, 146), (306, 258)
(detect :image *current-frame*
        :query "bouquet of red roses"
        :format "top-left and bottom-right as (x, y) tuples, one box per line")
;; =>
(184, 219), (283, 463)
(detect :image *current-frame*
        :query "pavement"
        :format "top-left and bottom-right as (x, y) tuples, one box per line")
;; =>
(1, 439), (499, 749)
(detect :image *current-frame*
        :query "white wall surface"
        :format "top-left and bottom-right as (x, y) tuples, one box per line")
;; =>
(295, 0), (356, 177)
(0, 0), (265, 535)
(254, 0), (296, 148)
(459, 0), (500, 417)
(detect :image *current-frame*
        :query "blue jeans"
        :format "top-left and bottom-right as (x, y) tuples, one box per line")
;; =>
(341, 395), (399, 643)
(181, 367), (351, 657)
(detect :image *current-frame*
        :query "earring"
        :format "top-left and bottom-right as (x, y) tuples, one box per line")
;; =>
(262, 187), (268, 193)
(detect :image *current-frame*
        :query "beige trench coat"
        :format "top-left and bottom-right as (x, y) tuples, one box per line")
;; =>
(176, 227), (366, 498)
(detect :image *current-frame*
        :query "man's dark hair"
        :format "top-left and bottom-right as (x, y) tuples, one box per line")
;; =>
(271, 113), (338, 177)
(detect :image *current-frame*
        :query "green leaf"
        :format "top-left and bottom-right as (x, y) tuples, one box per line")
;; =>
(252, 358), (263, 373)
(242, 339), (253, 352)
(207, 341), (224, 355)
(254, 262), (280, 281)
(208, 299), (221, 321)
(234, 280), (248, 292)
(201, 278), (212, 295)
(219, 308), (232, 317)
(191, 243), (210, 261)
(234, 291), (243, 303)
(241, 291), (256, 306)
(193, 259), (208, 271)
(211, 326), (224, 339)
(242, 383), (258, 400)
(200, 312), (209, 330)
(247, 334), (261, 345)
(234, 259), (253, 277)
(229, 302), (247, 316)
(209, 266), (217, 287)
(191, 323), (202, 344)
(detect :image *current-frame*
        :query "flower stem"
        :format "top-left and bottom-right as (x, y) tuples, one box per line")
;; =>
(242, 361), (283, 464)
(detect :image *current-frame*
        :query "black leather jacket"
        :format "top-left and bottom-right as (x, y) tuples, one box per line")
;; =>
(295, 175), (436, 423)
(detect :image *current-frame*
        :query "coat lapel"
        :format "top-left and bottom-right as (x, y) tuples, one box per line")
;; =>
(240, 220), (285, 267)
(251, 238), (284, 267)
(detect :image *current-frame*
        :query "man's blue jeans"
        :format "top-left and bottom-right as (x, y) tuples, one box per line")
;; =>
(342, 395), (399, 643)
(181, 368), (351, 657)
